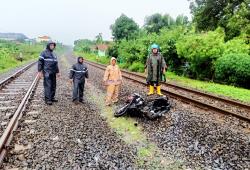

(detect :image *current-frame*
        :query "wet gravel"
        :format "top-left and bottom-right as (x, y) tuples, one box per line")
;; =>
(85, 57), (250, 169)
(2, 56), (137, 169)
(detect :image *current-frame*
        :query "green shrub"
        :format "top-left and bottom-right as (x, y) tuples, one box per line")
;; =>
(223, 36), (249, 55)
(176, 28), (225, 79)
(215, 53), (250, 88)
(128, 62), (145, 72)
(119, 63), (130, 69)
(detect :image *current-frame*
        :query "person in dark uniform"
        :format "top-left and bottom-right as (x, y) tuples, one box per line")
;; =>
(69, 56), (89, 103)
(38, 41), (59, 105)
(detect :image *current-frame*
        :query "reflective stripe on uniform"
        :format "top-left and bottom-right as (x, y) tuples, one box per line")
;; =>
(70, 69), (88, 73)
(39, 56), (44, 60)
(39, 56), (57, 62)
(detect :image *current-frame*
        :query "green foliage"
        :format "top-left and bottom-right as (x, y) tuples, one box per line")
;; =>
(95, 33), (103, 44)
(128, 62), (145, 72)
(107, 42), (119, 58)
(223, 36), (249, 55)
(110, 14), (139, 41)
(144, 13), (175, 33)
(190, 0), (249, 40)
(215, 53), (250, 88)
(225, 2), (250, 40)
(0, 40), (43, 73)
(74, 39), (95, 53)
(156, 26), (189, 73)
(166, 71), (250, 103)
(117, 35), (155, 65)
(175, 14), (189, 26)
(176, 28), (225, 79)
(75, 51), (110, 65)
(73, 10), (250, 88)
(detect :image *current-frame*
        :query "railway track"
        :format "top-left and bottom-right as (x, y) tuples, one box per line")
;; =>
(0, 62), (40, 164)
(85, 60), (250, 122)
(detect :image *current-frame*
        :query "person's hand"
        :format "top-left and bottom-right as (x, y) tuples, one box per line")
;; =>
(38, 72), (43, 79)
(162, 68), (166, 74)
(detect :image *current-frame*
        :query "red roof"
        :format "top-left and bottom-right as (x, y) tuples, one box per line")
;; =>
(38, 36), (51, 39)
(96, 44), (108, 51)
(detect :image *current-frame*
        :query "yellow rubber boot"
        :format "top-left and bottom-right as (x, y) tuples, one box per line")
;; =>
(156, 86), (163, 96)
(147, 85), (154, 95)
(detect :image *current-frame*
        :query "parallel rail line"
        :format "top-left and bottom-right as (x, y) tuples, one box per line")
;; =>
(86, 60), (250, 122)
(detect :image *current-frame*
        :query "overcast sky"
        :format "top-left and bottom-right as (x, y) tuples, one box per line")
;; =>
(0, 0), (191, 45)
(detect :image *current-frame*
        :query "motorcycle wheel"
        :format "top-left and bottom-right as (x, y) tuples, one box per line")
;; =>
(114, 104), (129, 117)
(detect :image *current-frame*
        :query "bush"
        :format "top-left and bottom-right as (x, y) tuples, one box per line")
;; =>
(176, 28), (225, 79)
(156, 26), (188, 73)
(128, 62), (145, 72)
(223, 36), (249, 55)
(215, 53), (250, 88)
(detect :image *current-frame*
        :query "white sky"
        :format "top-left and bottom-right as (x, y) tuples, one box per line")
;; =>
(0, 0), (191, 45)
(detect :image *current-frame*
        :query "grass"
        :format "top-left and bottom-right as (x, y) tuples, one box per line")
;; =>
(166, 72), (250, 103)
(75, 51), (110, 65)
(0, 42), (43, 74)
(83, 75), (179, 169)
(75, 51), (250, 104)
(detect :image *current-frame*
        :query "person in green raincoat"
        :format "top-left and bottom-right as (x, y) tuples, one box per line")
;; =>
(145, 43), (166, 96)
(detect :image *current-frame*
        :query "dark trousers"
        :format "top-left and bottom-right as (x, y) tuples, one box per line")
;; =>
(73, 80), (85, 101)
(44, 73), (56, 101)
(149, 81), (159, 86)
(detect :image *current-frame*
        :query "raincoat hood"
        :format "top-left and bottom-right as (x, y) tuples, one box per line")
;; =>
(77, 56), (84, 64)
(110, 57), (117, 65)
(46, 41), (56, 51)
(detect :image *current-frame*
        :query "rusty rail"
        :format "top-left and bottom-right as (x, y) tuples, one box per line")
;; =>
(86, 60), (250, 122)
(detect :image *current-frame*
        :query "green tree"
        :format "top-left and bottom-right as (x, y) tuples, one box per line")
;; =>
(95, 33), (103, 44)
(144, 13), (175, 33)
(156, 26), (189, 73)
(176, 28), (225, 79)
(110, 14), (139, 41)
(176, 14), (189, 26)
(189, 0), (249, 40)
(74, 39), (95, 52)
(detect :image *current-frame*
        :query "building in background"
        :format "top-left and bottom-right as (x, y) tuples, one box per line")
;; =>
(96, 44), (109, 57)
(36, 36), (51, 43)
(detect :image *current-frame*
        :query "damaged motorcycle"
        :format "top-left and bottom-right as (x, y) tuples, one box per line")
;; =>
(114, 93), (171, 120)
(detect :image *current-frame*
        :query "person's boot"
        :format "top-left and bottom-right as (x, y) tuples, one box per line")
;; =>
(72, 99), (78, 105)
(52, 98), (58, 102)
(147, 85), (154, 95)
(45, 100), (53, 105)
(156, 86), (163, 96)
(79, 99), (85, 104)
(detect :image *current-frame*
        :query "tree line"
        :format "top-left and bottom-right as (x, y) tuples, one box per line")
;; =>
(74, 0), (250, 88)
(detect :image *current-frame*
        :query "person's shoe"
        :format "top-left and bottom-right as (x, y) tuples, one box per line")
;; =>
(52, 99), (58, 102)
(79, 100), (85, 104)
(72, 100), (78, 105)
(45, 101), (53, 105)
(147, 85), (154, 95)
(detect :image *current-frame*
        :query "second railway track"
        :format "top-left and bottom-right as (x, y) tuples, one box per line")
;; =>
(85, 60), (250, 122)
